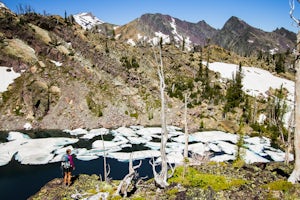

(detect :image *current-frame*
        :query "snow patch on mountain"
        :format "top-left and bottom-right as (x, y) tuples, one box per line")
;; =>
(0, 2), (7, 9)
(170, 17), (192, 51)
(127, 38), (136, 46)
(0, 66), (21, 92)
(208, 62), (294, 101)
(149, 31), (170, 45)
(73, 12), (104, 30)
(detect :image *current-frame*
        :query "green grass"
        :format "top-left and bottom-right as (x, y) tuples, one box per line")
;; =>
(169, 166), (247, 191)
(262, 179), (293, 192)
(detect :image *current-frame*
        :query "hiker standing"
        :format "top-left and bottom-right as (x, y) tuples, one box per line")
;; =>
(62, 149), (75, 186)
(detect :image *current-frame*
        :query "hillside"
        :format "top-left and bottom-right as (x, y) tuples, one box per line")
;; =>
(0, 5), (296, 146)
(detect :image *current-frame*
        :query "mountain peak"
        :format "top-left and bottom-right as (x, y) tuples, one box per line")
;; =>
(223, 16), (249, 30)
(73, 12), (104, 30)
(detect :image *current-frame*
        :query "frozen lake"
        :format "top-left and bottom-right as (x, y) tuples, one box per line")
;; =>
(0, 127), (293, 199)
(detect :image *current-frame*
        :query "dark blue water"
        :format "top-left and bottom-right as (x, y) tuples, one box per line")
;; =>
(0, 155), (154, 199)
(0, 129), (160, 199)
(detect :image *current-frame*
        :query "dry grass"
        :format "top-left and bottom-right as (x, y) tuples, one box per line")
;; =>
(3, 38), (38, 63)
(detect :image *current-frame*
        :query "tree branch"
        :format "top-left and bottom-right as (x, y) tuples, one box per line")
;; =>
(290, 0), (300, 26)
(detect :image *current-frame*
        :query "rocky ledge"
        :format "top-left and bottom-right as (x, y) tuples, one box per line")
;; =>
(29, 161), (300, 200)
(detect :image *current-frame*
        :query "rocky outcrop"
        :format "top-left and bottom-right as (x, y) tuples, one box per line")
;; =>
(28, 162), (300, 200)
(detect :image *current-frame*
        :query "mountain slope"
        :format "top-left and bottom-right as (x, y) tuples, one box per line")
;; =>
(0, 5), (296, 138)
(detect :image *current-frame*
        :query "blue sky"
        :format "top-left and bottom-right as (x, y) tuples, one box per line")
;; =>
(2, 0), (300, 33)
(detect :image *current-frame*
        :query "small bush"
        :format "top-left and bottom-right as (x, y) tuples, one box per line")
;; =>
(86, 95), (103, 117)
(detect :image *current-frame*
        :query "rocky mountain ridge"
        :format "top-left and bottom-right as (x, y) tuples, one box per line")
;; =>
(111, 14), (296, 56)
(73, 11), (296, 56)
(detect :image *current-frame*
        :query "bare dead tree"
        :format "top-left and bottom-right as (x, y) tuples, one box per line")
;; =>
(149, 157), (175, 187)
(288, 0), (300, 183)
(101, 134), (110, 182)
(115, 154), (142, 197)
(184, 92), (190, 159)
(149, 39), (170, 188)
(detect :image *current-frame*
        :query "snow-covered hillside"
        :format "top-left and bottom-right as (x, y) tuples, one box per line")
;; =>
(73, 12), (104, 30)
(208, 62), (295, 125)
(208, 62), (295, 102)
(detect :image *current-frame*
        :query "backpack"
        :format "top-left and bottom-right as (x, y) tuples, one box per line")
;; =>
(61, 154), (71, 169)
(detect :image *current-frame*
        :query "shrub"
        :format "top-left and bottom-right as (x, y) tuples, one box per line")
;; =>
(86, 95), (103, 117)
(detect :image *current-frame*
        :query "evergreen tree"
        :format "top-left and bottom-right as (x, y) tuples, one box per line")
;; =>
(196, 47), (203, 81)
(224, 62), (244, 113)
(275, 53), (285, 73)
(64, 10), (67, 22)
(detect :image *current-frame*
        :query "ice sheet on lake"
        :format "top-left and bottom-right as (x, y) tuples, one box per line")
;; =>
(145, 141), (161, 150)
(15, 138), (79, 165)
(0, 126), (295, 166)
(244, 136), (271, 146)
(264, 150), (293, 162)
(92, 140), (126, 152)
(190, 131), (238, 143)
(210, 154), (236, 162)
(171, 135), (192, 143)
(108, 150), (161, 161)
(136, 127), (162, 137)
(243, 149), (270, 164)
(166, 142), (185, 151)
(0, 136), (78, 166)
(127, 136), (149, 144)
(214, 141), (237, 155)
(0, 140), (23, 166)
(188, 143), (207, 155)
(7, 131), (31, 141)
(112, 126), (137, 137)
(80, 128), (109, 139)
(64, 128), (88, 136)
(156, 151), (184, 164)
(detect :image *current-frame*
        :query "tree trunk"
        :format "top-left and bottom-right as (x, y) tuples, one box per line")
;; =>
(184, 93), (189, 158)
(101, 134), (109, 182)
(158, 43), (168, 188)
(150, 41), (169, 188)
(285, 110), (294, 165)
(288, 31), (300, 183)
(115, 154), (142, 197)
